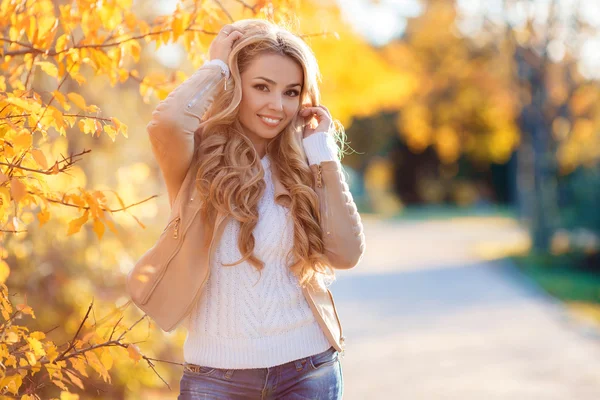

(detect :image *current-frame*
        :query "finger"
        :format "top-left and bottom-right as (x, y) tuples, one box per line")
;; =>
(228, 31), (244, 42)
(217, 26), (239, 39)
(316, 105), (332, 117)
(310, 107), (327, 120)
(219, 24), (235, 33)
(300, 107), (323, 115)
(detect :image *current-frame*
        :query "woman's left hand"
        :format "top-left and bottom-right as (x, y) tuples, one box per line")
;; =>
(300, 105), (334, 139)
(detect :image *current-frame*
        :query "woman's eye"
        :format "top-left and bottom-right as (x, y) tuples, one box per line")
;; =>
(255, 84), (268, 91)
(287, 90), (299, 97)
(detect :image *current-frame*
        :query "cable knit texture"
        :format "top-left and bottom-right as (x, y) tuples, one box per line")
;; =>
(183, 136), (338, 369)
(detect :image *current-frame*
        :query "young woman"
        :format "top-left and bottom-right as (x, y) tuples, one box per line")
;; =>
(146, 18), (365, 400)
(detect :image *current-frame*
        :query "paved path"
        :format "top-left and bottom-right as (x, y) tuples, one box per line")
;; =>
(334, 216), (600, 399)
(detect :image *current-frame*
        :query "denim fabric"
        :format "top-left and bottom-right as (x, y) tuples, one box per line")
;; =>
(178, 346), (343, 399)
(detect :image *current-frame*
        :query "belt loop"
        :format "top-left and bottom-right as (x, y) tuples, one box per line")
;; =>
(294, 359), (304, 372)
(224, 369), (234, 380)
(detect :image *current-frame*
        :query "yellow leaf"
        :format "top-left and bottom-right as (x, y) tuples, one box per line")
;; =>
(172, 15), (184, 40)
(37, 208), (50, 227)
(35, 61), (58, 78)
(65, 370), (84, 390)
(27, 337), (45, 357)
(31, 149), (48, 169)
(60, 391), (79, 400)
(67, 92), (86, 110)
(103, 125), (116, 141)
(1, 374), (23, 394)
(10, 178), (26, 203)
(55, 34), (70, 55)
(25, 351), (37, 366)
(5, 331), (18, 344)
(85, 350), (111, 383)
(30, 331), (45, 340)
(66, 211), (89, 236)
(111, 117), (128, 138)
(78, 118), (95, 135)
(127, 344), (142, 363)
(92, 218), (104, 240)
(68, 356), (88, 378)
(13, 132), (33, 152)
(100, 349), (113, 370)
(53, 90), (71, 111)
(17, 303), (35, 318)
(130, 41), (141, 62)
(72, 73), (86, 85)
(0, 260), (9, 285)
(45, 343), (59, 363)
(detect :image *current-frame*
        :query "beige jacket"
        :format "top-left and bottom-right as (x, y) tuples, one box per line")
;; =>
(127, 63), (366, 353)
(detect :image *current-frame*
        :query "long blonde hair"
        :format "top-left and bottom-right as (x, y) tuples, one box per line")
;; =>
(193, 19), (346, 289)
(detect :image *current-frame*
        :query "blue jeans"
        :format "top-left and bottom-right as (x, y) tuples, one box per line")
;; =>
(178, 346), (343, 399)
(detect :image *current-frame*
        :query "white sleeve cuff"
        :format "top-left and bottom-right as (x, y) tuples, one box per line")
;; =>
(302, 131), (339, 166)
(203, 59), (230, 79)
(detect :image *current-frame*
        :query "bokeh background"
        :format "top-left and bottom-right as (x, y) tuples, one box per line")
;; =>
(2, 0), (600, 398)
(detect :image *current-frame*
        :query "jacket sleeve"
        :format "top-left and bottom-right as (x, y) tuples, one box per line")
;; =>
(303, 132), (366, 269)
(147, 63), (226, 208)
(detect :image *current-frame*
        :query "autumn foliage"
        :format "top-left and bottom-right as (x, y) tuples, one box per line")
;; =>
(0, 0), (306, 398)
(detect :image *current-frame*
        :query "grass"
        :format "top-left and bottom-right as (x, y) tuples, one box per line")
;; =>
(510, 252), (600, 304)
(510, 251), (600, 327)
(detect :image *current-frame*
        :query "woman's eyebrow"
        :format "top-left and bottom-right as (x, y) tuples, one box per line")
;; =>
(254, 76), (302, 88)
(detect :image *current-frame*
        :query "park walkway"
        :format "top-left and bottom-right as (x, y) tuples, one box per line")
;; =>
(335, 216), (600, 399)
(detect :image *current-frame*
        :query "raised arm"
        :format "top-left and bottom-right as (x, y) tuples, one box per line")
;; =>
(146, 63), (226, 207)
(147, 25), (244, 208)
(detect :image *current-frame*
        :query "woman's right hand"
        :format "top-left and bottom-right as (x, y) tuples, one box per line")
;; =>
(209, 24), (244, 63)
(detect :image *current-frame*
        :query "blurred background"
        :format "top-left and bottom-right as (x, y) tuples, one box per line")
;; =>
(2, 0), (600, 398)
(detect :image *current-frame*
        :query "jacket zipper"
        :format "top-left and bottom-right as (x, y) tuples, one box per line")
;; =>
(162, 216), (181, 239)
(141, 213), (190, 305)
(316, 165), (329, 236)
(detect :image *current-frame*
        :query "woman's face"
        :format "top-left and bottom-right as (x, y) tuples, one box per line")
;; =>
(238, 52), (304, 156)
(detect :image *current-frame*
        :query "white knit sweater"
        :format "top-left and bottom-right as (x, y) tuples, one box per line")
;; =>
(183, 132), (341, 369)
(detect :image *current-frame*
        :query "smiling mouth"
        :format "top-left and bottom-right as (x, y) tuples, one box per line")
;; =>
(258, 115), (283, 127)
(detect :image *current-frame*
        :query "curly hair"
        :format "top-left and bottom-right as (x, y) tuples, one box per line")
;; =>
(193, 19), (346, 289)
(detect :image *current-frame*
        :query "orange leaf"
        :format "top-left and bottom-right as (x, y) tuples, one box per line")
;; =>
(10, 178), (26, 202)
(92, 218), (104, 240)
(67, 211), (89, 236)
(31, 149), (48, 169)
(37, 208), (50, 227)
(13, 132), (33, 152)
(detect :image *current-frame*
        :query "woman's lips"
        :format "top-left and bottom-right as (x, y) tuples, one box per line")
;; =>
(258, 114), (282, 127)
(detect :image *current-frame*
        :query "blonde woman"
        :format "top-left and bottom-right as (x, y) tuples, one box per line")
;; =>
(146, 19), (365, 399)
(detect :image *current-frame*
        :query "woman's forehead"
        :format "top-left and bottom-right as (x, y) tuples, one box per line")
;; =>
(244, 53), (303, 85)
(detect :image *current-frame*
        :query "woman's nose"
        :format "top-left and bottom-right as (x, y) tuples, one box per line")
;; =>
(267, 95), (284, 111)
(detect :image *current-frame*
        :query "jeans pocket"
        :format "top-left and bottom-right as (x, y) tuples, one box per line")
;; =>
(184, 364), (216, 377)
(308, 347), (339, 370)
